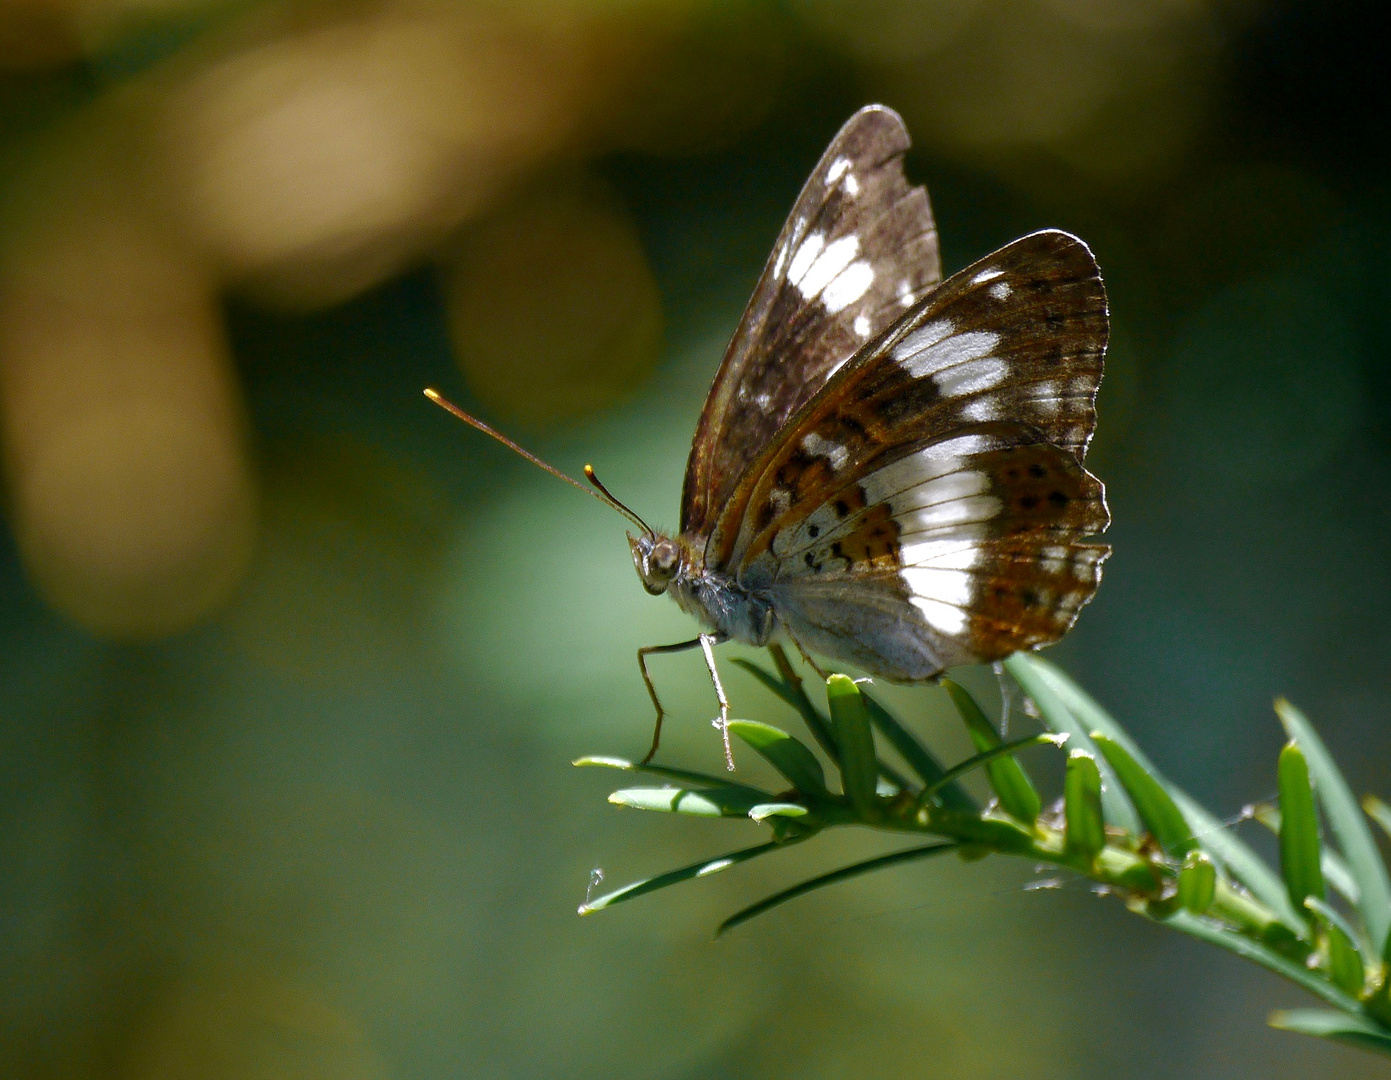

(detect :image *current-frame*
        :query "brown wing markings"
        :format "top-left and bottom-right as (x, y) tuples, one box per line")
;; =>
(965, 542), (1110, 657)
(710, 231), (1107, 571)
(681, 105), (941, 539)
(763, 436), (1109, 666)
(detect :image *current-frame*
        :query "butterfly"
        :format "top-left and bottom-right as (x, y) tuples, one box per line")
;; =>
(427, 104), (1109, 768)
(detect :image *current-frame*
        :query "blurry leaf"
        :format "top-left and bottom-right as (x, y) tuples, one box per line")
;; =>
(717, 842), (958, 937)
(728, 719), (830, 800)
(579, 841), (786, 914)
(1165, 911), (1360, 1012)
(1022, 655), (1303, 931)
(1004, 655), (1139, 834)
(1305, 897), (1367, 997)
(826, 675), (880, 821)
(732, 650), (839, 762)
(942, 678), (1040, 824)
(923, 733), (1062, 802)
(1064, 750), (1105, 864)
(608, 786), (764, 818)
(1276, 698), (1391, 957)
(858, 689), (975, 809)
(1278, 741), (1325, 917)
(1090, 732), (1195, 857)
(1178, 851), (1217, 915)
(1363, 795), (1391, 842)
(1267, 1010), (1391, 1055)
(1094, 845), (1162, 892)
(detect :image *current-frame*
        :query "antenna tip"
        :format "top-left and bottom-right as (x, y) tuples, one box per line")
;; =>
(423, 387), (441, 401)
(583, 464), (596, 479)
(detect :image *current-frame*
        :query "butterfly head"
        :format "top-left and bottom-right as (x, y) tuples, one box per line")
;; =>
(629, 532), (683, 595)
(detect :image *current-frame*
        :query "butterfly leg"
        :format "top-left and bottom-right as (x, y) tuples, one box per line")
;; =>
(636, 637), (703, 764)
(698, 632), (736, 772)
(784, 626), (833, 682)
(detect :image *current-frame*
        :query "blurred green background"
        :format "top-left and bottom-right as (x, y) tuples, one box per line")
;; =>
(1, 1), (1389, 1076)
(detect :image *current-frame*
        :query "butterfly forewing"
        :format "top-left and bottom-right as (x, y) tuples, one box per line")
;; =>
(706, 229), (1109, 680)
(680, 105), (941, 540)
(711, 229), (1107, 570)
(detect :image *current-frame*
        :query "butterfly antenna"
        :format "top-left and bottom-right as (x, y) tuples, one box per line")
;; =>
(582, 464), (653, 537)
(423, 389), (654, 536)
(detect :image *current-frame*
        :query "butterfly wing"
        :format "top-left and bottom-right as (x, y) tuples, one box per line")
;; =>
(763, 428), (1109, 678)
(680, 104), (941, 540)
(716, 229), (1109, 679)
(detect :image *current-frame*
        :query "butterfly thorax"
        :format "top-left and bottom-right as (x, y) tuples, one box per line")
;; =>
(628, 531), (775, 646)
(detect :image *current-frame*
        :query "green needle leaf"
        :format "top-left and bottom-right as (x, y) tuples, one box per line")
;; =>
(1164, 910), (1360, 1013)
(727, 720), (830, 800)
(731, 648), (840, 763)
(826, 675), (880, 821)
(1003, 655), (1139, 834)
(608, 786), (765, 817)
(1019, 654), (1302, 932)
(1276, 697), (1391, 959)
(1178, 851), (1217, 914)
(1251, 804), (1362, 907)
(942, 678), (1041, 824)
(578, 841), (786, 914)
(1065, 750), (1106, 864)
(717, 842), (959, 936)
(856, 690), (976, 811)
(1304, 896), (1367, 997)
(922, 732), (1063, 802)
(1363, 795), (1391, 842)
(1267, 1010), (1391, 1055)
(574, 755), (763, 791)
(748, 802), (810, 822)
(1090, 732), (1196, 857)
(1277, 741), (1325, 918)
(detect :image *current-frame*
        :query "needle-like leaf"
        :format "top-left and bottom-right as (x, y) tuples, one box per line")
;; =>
(717, 842), (958, 936)
(1178, 851), (1217, 914)
(727, 720), (831, 800)
(1020, 655), (1303, 931)
(1004, 655), (1139, 834)
(731, 648), (840, 763)
(1278, 741), (1325, 919)
(942, 678), (1041, 824)
(1267, 1010), (1391, 1053)
(579, 841), (787, 914)
(858, 690), (973, 807)
(921, 732), (1063, 803)
(575, 755), (763, 791)
(1090, 732), (1196, 858)
(609, 785), (767, 818)
(1064, 750), (1106, 863)
(826, 675), (881, 820)
(1276, 697), (1391, 958)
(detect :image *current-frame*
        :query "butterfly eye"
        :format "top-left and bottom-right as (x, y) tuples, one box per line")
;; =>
(649, 539), (680, 580)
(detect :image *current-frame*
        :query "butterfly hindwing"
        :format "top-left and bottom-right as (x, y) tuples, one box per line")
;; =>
(757, 430), (1109, 678)
(680, 105), (941, 540)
